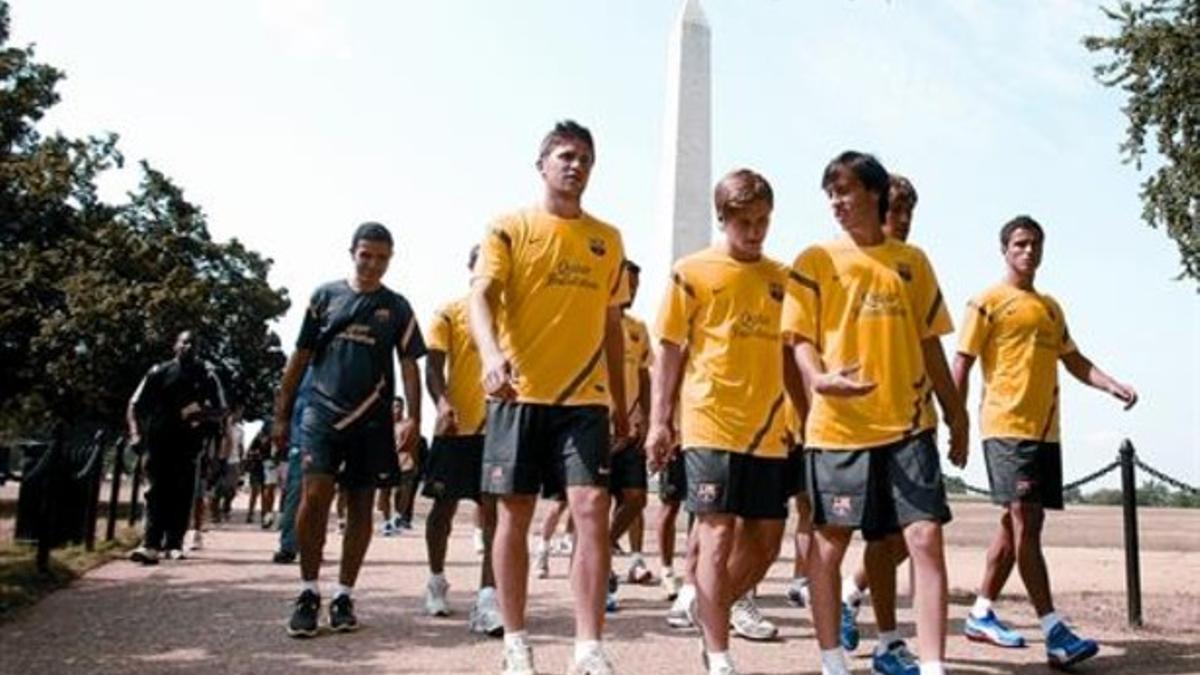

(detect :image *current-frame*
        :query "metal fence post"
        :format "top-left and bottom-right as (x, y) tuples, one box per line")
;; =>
(1119, 439), (1143, 627)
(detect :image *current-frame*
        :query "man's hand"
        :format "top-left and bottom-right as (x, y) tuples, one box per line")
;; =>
(481, 352), (517, 400)
(629, 406), (648, 441)
(1109, 382), (1139, 410)
(434, 398), (459, 436)
(645, 422), (675, 472)
(395, 418), (419, 456)
(271, 417), (290, 452)
(813, 364), (877, 397)
(611, 410), (631, 448)
(947, 412), (969, 469)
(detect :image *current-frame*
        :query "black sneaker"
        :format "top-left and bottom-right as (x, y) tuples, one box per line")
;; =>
(287, 590), (320, 638)
(329, 594), (358, 632)
(272, 550), (297, 564)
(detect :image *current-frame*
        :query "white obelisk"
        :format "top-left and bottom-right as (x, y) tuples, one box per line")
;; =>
(659, 0), (712, 264)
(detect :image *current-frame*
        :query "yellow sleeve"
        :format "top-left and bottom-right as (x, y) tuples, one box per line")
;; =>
(638, 322), (653, 367)
(427, 307), (452, 353)
(477, 217), (513, 284)
(655, 264), (696, 347)
(1055, 299), (1078, 355)
(913, 250), (953, 338)
(782, 249), (820, 344)
(957, 296), (989, 356)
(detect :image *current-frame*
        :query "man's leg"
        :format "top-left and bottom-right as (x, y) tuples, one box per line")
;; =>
(424, 496), (459, 616)
(339, 486), (375, 586)
(629, 512), (645, 554)
(478, 495), (498, 589)
(165, 458), (197, 551)
(611, 487), (648, 584)
(658, 500), (681, 569)
(566, 485), (612, 640)
(694, 513), (737, 652)
(978, 511), (1016, 604)
(297, 474), (337, 582)
(810, 526), (853, 650)
(864, 534), (908, 635)
(788, 494), (813, 606)
(277, 448), (303, 558)
(902, 520), (948, 663)
(493, 494), (538, 632)
(1011, 502), (1053, 615)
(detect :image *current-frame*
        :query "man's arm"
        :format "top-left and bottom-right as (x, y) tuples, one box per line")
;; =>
(646, 340), (685, 470)
(425, 350), (457, 436)
(397, 358), (422, 453)
(272, 349), (313, 451)
(789, 339), (876, 397)
(922, 337), (968, 468)
(782, 344), (809, 424)
(1061, 351), (1138, 410)
(126, 371), (152, 445)
(605, 305), (629, 441)
(468, 276), (515, 399)
(951, 351), (976, 407)
(633, 366), (651, 439)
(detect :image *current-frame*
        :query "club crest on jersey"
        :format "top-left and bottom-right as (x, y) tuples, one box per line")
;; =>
(588, 237), (607, 257)
(832, 495), (853, 517)
(769, 281), (784, 302)
(896, 262), (913, 282)
(374, 307), (391, 322)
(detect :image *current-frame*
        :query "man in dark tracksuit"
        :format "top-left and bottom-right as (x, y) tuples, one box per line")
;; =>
(127, 330), (226, 564)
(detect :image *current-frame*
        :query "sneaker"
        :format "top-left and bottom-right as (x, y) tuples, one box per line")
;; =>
(534, 546), (551, 579)
(626, 558), (654, 585)
(130, 546), (160, 565)
(872, 640), (919, 675)
(337, 519), (346, 534)
(730, 593), (778, 641)
(398, 517), (413, 531)
(611, 542), (627, 557)
(606, 572), (620, 612)
(166, 548), (186, 560)
(473, 527), (486, 554)
(190, 530), (203, 551)
(287, 590), (320, 638)
(662, 572), (682, 601)
(272, 550), (297, 564)
(567, 648), (615, 675)
(500, 642), (535, 675)
(329, 593), (358, 632)
(667, 587), (696, 629)
(246, 512), (254, 524)
(380, 521), (397, 537)
(840, 601), (861, 652)
(468, 588), (504, 637)
(424, 575), (450, 616)
(1045, 622), (1099, 669)
(786, 580), (810, 608)
(964, 609), (1026, 648)
(262, 513), (275, 529)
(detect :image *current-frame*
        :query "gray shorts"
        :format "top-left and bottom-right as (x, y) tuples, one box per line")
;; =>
(300, 405), (395, 491)
(808, 431), (952, 541)
(983, 438), (1064, 510)
(685, 448), (788, 520)
(481, 401), (610, 499)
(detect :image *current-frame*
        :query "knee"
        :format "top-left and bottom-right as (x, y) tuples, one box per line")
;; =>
(623, 489), (647, 512)
(569, 488), (610, 523)
(904, 521), (943, 555)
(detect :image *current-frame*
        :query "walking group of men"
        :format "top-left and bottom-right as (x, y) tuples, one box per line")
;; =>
(133, 119), (1136, 675)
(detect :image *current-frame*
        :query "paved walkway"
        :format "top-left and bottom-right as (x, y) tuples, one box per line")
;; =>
(1, 501), (1198, 674)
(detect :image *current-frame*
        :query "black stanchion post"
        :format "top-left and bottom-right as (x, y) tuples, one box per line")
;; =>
(106, 441), (125, 541)
(1119, 439), (1143, 627)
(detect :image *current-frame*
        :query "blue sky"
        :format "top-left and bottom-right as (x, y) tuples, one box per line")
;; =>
(11, 0), (1197, 488)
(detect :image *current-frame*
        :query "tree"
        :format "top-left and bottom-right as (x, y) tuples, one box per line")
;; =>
(0, 0), (288, 436)
(1084, 1), (1200, 288)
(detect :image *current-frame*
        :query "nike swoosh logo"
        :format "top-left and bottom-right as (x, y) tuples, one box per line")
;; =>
(597, 468), (611, 475)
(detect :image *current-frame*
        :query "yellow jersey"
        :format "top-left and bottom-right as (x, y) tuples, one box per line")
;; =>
(958, 283), (1077, 442)
(427, 296), (486, 437)
(655, 246), (792, 459)
(620, 314), (652, 418)
(476, 206), (629, 407)
(782, 237), (953, 450)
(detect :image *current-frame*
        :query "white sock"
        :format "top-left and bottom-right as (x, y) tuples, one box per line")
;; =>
(301, 580), (319, 595)
(918, 662), (945, 675)
(790, 576), (809, 589)
(876, 630), (901, 654)
(631, 552), (645, 567)
(663, 566), (676, 578)
(820, 647), (849, 675)
(1039, 611), (1064, 636)
(706, 651), (733, 672)
(478, 585), (496, 600)
(536, 538), (549, 554)
(504, 630), (528, 649)
(680, 583), (696, 600)
(574, 639), (602, 661)
(971, 595), (993, 619)
(842, 577), (864, 606)
(333, 583), (352, 599)
(430, 572), (446, 584)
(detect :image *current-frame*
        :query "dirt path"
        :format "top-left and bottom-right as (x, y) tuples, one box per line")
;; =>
(1, 500), (1197, 674)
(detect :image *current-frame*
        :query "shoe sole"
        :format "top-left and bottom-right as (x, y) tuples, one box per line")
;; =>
(732, 630), (779, 642)
(330, 622), (359, 633)
(965, 629), (1026, 649)
(1048, 644), (1099, 670)
(287, 626), (319, 638)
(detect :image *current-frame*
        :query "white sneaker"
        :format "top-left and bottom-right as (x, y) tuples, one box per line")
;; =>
(500, 642), (535, 675)
(468, 588), (504, 637)
(473, 527), (486, 555)
(190, 530), (203, 551)
(129, 546), (159, 565)
(662, 571), (683, 600)
(730, 593), (778, 641)
(534, 546), (550, 579)
(626, 558), (654, 585)
(567, 648), (615, 675)
(262, 513), (275, 530)
(667, 585), (696, 629)
(380, 521), (397, 537)
(166, 548), (186, 561)
(424, 574), (450, 616)
(785, 579), (810, 608)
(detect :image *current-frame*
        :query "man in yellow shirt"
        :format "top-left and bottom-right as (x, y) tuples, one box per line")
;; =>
(783, 152), (967, 675)
(421, 245), (502, 637)
(954, 215), (1137, 669)
(647, 169), (794, 675)
(470, 120), (630, 675)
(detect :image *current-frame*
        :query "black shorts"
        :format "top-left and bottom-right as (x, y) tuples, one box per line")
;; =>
(610, 445), (648, 492)
(422, 435), (485, 502)
(658, 451), (687, 504)
(300, 406), (396, 491)
(684, 448), (788, 520)
(808, 431), (952, 541)
(786, 445), (808, 497)
(482, 401), (610, 498)
(245, 457), (265, 487)
(984, 438), (1064, 510)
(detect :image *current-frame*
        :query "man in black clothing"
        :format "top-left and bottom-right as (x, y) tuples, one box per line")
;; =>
(273, 222), (425, 637)
(127, 330), (226, 564)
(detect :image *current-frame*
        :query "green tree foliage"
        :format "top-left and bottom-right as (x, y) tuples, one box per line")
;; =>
(0, 1), (288, 435)
(1076, 480), (1200, 508)
(1084, 1), (1200, 287)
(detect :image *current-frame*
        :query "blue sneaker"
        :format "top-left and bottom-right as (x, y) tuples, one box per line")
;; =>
(605, 591), (619, 613)
(964, 609), (1026, 648)
(1045, 622), (1098, 669)
(840, 602), (861, 652)
(872, 640), (919, 675)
